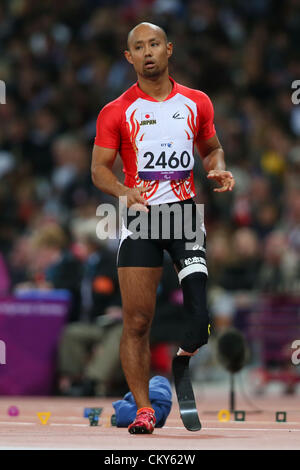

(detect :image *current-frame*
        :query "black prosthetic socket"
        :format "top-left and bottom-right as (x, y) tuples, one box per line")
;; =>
(180, 272), (210, 353)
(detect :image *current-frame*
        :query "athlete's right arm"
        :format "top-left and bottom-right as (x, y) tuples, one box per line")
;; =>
(91, 145), (148, 208)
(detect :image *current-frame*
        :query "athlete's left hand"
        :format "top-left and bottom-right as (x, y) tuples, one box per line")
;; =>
(207, 170), (235, 192)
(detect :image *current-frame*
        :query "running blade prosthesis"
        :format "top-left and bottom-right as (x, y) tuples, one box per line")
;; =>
(172, 356), (201, 431)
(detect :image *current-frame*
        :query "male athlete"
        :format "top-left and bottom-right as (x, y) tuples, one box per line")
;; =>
(91, 22), (235, 434)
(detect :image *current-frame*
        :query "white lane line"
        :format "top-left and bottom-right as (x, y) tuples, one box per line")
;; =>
(0, 422), (35, 425)
(51, 423), (87, 427)
(1, 422), (299, 432)
(0, 421), (87, 427)
(164, 426), (300, 432)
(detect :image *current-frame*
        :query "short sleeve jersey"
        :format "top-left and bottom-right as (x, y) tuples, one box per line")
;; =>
(94, 77), (216, 205)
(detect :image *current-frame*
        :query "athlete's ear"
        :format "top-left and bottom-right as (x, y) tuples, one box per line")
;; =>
(167, 42), (173, 59)
(124, 49), (133, 65)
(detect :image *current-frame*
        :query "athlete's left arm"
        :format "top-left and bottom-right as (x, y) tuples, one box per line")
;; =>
(196, 134), (235, 193)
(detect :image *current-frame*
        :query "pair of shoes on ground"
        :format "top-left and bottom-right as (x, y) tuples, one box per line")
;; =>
(128, 407), (156, 434)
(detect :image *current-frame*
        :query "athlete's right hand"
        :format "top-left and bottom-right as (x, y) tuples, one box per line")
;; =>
(123, 186), (149, 212)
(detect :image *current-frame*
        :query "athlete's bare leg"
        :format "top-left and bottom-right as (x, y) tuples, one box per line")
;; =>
(118, 266), (163, 410)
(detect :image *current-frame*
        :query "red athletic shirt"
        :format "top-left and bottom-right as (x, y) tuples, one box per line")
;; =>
(94, 77), (216, 204)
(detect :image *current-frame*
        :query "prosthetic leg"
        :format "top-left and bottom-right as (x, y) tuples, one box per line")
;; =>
(172, 268), (210, 431)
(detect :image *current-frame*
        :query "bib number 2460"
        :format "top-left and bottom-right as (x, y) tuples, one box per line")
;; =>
(143, 150), (191, 169)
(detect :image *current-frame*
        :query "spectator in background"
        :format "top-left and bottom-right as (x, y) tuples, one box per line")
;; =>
(7, 235), (32, 287)
(14, 224), (83, 322)
(252, 202), (280, 240)
(51, 135), (97, 210)
(28, 107), (61, 176)
(208, 227), (261, 330)
(51, 134), (79, 196)
(206, 230), (231, 285)
(47, 134), (91, 216)
(221, 228), (261, 291)
(74, 230), (121, 322)
(256, 231), (299, 294)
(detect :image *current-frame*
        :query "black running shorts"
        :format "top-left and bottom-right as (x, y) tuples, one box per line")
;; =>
(117, 198), (208, 280)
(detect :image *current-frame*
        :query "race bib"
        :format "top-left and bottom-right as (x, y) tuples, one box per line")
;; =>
(137, 139), (194, 181)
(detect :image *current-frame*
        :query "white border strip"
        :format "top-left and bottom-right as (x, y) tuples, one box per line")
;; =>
(178, 264), (208, 283)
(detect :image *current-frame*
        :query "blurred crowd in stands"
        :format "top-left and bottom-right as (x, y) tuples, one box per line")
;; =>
(0, 0), (300, 394)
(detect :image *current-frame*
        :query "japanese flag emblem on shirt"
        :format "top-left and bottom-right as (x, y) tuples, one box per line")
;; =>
(141, 112), (154, 121)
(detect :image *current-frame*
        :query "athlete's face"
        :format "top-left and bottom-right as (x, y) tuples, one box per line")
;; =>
(125, 26), (173, 79)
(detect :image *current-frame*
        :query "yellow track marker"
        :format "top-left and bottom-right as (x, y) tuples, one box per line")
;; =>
(218, 409), (230, 422)
(37, 412), (51, 425)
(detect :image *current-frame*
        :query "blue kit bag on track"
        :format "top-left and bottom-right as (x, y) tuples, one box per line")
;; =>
(112, 375), (172, 428)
